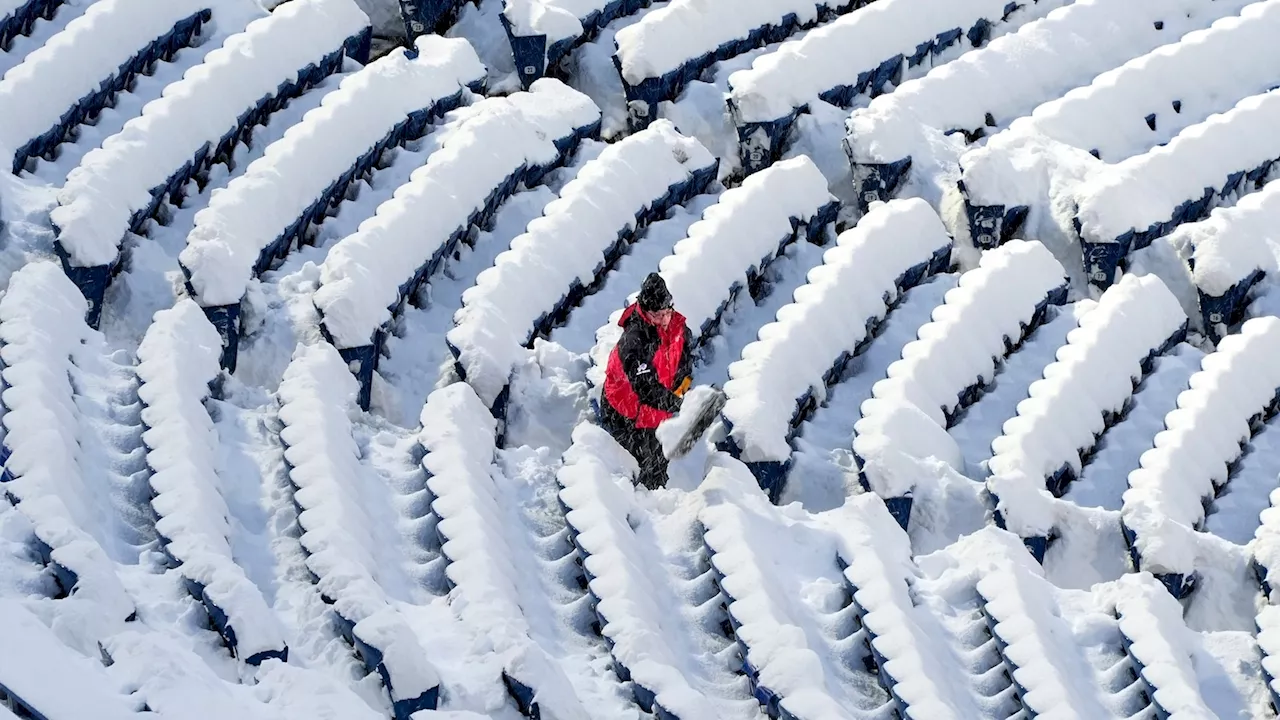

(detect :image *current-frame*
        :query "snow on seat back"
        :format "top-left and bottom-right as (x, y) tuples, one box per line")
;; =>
(718, 198), (951, 498)
(49, 0), (371, 327)
(835, 489), (978, 718)
(986, 274), (1187, 548)
(960, 0), (1280, 250)
(445, 117), (709, 411)
(0, 0), (212, 176)
(277, 342), (441, 717)
(842, 0), (1253, 213)
(726, 0), (1070, 175)
(136, 299), (286, 667)
(556, 423), (716, 718)
(0, 260), (133, 621)
(0, 0), (85, 63)
(420, 383), (588, 720)
(612, 0), (862, 132)
(1165, 179), (1280, 344)
(1074, 86), (1280, 292)
(1123, 317), (1280, 595)
(501, 0), (655, 90)
(178, 35), (485, 371)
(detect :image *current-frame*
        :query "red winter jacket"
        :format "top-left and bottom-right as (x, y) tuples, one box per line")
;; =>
(603, 304), (693, 429)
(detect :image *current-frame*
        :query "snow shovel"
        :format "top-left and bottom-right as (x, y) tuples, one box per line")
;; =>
(657, 385), (727, 460)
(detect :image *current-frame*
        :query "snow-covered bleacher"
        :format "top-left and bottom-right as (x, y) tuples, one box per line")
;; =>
(854, 239), (1067, 528)
(1074, 86), (1280, 291)
(1168, 180), (1280, 344)
(0, 0), (74, 55)
(0, 261), (134, 621)
(277, 342), (441, 718)
(0, 0), (212, 176)
(557, 423), (715, 718)
(448, 119), (715, 413)
(178, 35), (485, 371)
(422, 383), (587, 719)
(843, 0), (1253, 213)
(726, 0), (1068, 174)
(501, 0), (652, 89)
(613, 0), (861, 131)
(49, 0), (371, 327)
(137, 299), (287, 667)
(986, 274), (1186, 559)
(960, 0), (1280, 250)
(717, 198), (950, 501)
(1124, 317), (1280, 600)
(315, 79), (600, 410)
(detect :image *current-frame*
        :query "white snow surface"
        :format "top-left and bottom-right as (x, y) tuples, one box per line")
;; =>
(1168, 177), (1280, 298)
(721, 198), (951, 463)
(501, 0), (593, 44)
(446, 118), (708, 407)
(316, 78), (599, 353)
(51, 0), (371, 268)
(180, 34), (485, 307)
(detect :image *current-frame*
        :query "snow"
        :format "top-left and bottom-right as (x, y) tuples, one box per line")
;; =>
(1124, 316), (1280, 574)
(180, 34), (485, 308)
(51, 0), (371, 268)
(659, 155), (833, 340)
(727, 0), (1068, 124)
(721, 197), (951, 464)
(0, 0), (209, 164)
(501, 0), (585, 44)
(987, 274), (1186, 488)
(446, 118), (709, 408)
(315, 78), (600, 354)
(1168, 178), (1280, 298)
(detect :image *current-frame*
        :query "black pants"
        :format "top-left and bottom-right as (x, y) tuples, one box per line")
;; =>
(600, 401), (668, 489)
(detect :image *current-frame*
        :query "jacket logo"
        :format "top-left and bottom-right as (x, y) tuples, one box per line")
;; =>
(636, 362), (652, 375)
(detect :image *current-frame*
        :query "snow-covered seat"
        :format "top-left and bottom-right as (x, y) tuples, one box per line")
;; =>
(613, 0), (862, 131)
(1258, 605), (1280, 714)
(421, 383), (589, 720)
(854, 239), (1067, 528)
(727, 0), (1068, 174)
(0, 261), (135, 622)
(49, 0), (372, 327)
(986, 274), (1187, 559)
(717, 198), (950, 500)
(501, 0), (653, 89)
(277, 342), (441, 719)
(0, 0), (77, 54)
(557, 423), (716, 718)
(137, 299), (287, 667)
(0, 0), (213, 176)
(448, 119), (714, 414)
(178, 35), (485, 372)
(1124, 317), (1280, 600)
(960, 0), (1280, 251)
(1074, 86), (1280, 292)
(843, 0), (1253, 213)
(314, 79), (599, 411)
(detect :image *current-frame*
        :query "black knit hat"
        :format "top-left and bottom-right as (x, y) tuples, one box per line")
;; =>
(638, 272), (673, 312)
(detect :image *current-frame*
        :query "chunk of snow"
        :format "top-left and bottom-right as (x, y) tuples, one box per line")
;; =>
(1168, 178), (1280, 298)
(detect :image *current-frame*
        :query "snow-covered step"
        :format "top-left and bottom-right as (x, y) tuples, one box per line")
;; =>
(699, 458), (894, 718)
(1074, 85), (1280, 292)
(422, 383), (589, 719)
(178, 35), (485, 373)
(276, 342), (441, 719)
(1164, 177), (1280, 344)
(136, 299), (286, 667)
(854, 239), (1068, 528)
(49, 0), (372, 327)
(960, 0), (1280, 250)
(987, 274), (1188, 559)
(447, 119), (714, 412)
(716, 198), (949, 501)
(0, 0), (212, 176)
(0, 261), (135, 622)
(501, 0), (655, 89)
(1125, 316), (1280, 600)
(843, 0), (1253, 213)
(727, 0), (1069, 174)
(315, 79), (601, 411)
(613, 0), (863, 131)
